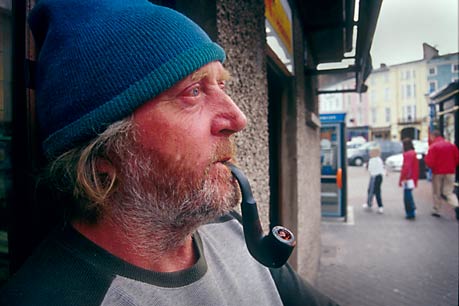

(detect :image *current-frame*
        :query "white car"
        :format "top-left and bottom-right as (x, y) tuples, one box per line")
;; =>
(412, 140), (428, 154)
(385, 154), (404, 171)
(346, 142), (364, 163)
(385, 140), (428, 171)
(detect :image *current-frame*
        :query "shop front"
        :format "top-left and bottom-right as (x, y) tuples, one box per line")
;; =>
(429, 80), (459, 182)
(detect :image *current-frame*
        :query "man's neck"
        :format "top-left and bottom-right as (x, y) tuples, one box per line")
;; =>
(72, 218), (197, 272)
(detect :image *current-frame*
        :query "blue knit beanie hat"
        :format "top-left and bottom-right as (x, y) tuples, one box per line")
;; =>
(28, 0), (225, 159)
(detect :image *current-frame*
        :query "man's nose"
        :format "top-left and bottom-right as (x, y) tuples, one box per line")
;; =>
(211, 92), (247, 136)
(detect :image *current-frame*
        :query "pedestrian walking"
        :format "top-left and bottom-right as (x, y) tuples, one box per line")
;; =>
(425, 130), (459, 220)
(363, 147), (385, 213)
(399, 138), (419, 219)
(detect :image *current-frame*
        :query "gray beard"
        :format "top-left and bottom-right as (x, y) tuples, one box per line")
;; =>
(108, 144), (239, 254)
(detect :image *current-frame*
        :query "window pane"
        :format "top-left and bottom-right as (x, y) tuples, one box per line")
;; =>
(429, 81), (436, 93)
(385, 107), (390, 123)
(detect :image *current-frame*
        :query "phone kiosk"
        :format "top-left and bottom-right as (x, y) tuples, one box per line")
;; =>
(320, 113), (347, 219)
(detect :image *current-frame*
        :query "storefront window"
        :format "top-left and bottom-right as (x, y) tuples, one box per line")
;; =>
(0, 0), (13, 285)
(443, 112), (455, 144)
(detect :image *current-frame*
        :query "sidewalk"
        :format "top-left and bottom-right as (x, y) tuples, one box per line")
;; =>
(317, 166), (459, 306)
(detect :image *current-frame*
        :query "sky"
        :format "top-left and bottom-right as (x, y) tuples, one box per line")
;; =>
(370, 0), (459, 67)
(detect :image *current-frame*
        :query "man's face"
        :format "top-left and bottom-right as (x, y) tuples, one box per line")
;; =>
(109, 61), (247, 247)
(133, 61), (247, 181)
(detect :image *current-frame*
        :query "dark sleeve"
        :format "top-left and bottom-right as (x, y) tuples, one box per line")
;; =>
(0, 230), (112, 306)
(269, 264), (340, 306)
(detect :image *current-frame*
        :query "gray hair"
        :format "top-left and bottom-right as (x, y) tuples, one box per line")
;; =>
(45, 118), (135, 223)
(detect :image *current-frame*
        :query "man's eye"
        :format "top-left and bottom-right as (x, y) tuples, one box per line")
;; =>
(186, 85), (201, 97)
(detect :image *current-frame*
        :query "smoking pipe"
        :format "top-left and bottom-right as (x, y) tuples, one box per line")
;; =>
(226, 162), (296, 268)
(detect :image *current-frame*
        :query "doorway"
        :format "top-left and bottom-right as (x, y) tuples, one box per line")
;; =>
(267, 59), (295, 228)
(401, 127), (420, 140)
(267, 63), (283, 227)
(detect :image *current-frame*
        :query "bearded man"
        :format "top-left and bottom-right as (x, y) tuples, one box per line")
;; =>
(0, 1), (339, 305)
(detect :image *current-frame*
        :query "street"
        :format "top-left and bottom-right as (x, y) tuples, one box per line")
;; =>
(317, 166), (459, 306)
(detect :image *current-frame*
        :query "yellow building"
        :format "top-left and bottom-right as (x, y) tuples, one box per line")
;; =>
(367, 60), (429, 141)
(367, 64), (396, 139)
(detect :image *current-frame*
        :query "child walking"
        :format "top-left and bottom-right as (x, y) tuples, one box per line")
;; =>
(363, 147), (385, 213)
(399, 138), (419, 219)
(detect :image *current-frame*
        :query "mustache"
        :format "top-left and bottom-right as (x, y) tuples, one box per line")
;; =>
(211, 139), (237, 164)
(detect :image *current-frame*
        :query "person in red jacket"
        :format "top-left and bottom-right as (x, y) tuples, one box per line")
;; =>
(425, 130), (459, 220)
(399, 138), (419, 219)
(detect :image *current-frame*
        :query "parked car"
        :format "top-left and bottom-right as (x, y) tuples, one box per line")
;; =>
(412, 140), (428, 154)
(346, 142), (364, 163)
(347, 136), (366, 147)
(385, 140), (428, 172)
(347, 142), (363, 150)
(347, 140), (403, 166)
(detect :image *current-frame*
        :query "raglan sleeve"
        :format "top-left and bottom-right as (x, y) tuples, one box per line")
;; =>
(269, 264), (340, 306)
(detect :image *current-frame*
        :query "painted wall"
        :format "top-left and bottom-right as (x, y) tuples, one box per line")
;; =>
(427, 53), (459, 91)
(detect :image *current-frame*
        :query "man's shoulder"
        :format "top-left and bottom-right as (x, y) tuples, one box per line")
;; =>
(433, 139), (457, 151)
(202, 213), (339, 306)
(428, 140), (443, 153)
(205, 211), (241, 225)
(200, 211), (243, 240)
(270, 264), (340, 306)
(0, 227), (112, 306)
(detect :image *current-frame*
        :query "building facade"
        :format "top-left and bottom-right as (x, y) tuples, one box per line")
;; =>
(427, 51), (459, 94)
(388, 59), (429, 140)
(320, 44), (459, 142)
(319, 78), (371, 141)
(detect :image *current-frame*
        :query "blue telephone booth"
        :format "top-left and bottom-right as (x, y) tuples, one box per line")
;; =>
(320, 113), (347, 218)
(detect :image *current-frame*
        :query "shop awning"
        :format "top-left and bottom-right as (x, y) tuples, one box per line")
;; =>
(429, 80), (459, 104)
(297, 0), (383, 93)
(371, 126), (391, 133)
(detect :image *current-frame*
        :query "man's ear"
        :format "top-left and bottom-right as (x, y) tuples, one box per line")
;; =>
(96, 158), (115, 175)
(95, 158), (117, 189)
